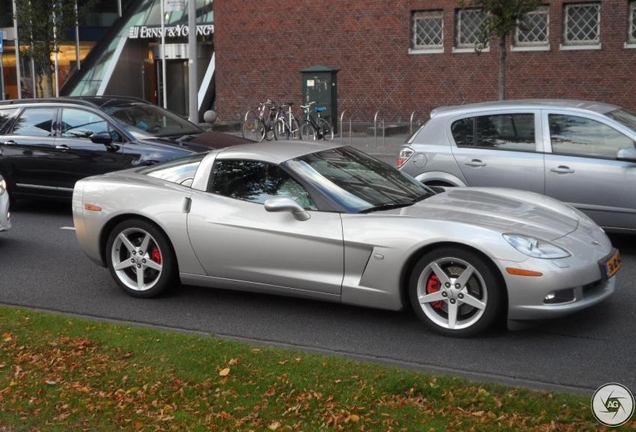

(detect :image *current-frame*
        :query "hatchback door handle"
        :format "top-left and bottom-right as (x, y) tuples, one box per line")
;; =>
(550, 166), (574, 174)
(465, 159), (486, 167)
(1, 140), (16, 145)
(55, 144), (70, 151)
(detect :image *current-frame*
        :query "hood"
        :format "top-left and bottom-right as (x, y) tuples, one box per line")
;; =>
(398, 188), (579, 240)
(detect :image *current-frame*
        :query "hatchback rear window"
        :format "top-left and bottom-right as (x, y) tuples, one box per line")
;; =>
(452, 114), (535, 151)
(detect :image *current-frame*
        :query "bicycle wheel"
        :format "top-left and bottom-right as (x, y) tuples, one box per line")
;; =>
(274, 117), (286, 140)
(264, 121), (276, 141)
(241, 116), (263, 142)
(289, 117), (301, 140)
(318, 118), (334, 141)
(300, 121), (316, 140)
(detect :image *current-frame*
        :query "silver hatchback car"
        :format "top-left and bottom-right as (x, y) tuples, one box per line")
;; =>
(398, 100), (636, 233)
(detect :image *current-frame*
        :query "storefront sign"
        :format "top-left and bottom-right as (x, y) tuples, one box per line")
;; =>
(128, 24), (214, 39)
(164, 0), (186, 12)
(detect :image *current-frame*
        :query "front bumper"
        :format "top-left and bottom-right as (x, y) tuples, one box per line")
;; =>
(503, 222), (616, 321)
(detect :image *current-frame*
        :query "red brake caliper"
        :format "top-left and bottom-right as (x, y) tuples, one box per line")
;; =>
(426, 275), (443, 309)
(151, 247), (162, 264)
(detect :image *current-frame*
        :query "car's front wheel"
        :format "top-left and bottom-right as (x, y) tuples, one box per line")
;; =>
(106, 219), (178, 298)
(409, 247), (503, 337)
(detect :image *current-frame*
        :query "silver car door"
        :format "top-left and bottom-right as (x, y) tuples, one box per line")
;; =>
(543, 110), (636, 229)
(449, 110), (545, 193)
(187, 159), (344, 295)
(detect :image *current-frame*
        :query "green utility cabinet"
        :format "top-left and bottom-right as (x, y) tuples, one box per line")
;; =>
(300, 65), (339, 132)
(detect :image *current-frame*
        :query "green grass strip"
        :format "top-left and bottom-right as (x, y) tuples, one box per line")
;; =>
(0, 305), (627, 431)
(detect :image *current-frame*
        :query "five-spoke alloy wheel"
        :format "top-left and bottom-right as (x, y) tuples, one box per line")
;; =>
(106, 219), (178, 298)
(409, 247), (503, 337)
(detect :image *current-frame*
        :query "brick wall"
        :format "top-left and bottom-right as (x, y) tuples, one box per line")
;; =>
(214, 0), (636, 123)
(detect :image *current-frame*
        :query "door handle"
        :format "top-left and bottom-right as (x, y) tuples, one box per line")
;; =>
(464, 159), (486, 167)
(550, 166), (574, 174)
(55, 144), (70, 151)
(1, 140), (16, 145)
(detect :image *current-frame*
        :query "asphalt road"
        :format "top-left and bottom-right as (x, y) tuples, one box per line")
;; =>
(1, 200), (635, 397)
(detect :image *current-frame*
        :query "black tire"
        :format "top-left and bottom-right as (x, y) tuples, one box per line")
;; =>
(105, 219), (179, 298)
(300, 121), (316, 140)
(318, 118), (334, 141)
(408, 247), (503, 337)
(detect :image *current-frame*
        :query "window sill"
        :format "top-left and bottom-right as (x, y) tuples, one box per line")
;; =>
(511, 45), (550, 52)
(452, 47), (490, 54)
(625, 42), (636, 49)
(559, 43), (602, 51)
(408, 48), (444, 55)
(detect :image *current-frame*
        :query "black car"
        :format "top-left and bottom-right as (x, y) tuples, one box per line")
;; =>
(0, 96), (251, 201)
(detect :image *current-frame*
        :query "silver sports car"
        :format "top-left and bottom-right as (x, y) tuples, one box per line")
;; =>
(72, 141), (620, 337)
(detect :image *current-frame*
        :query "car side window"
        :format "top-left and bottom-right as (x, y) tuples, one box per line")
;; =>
(61, 108), (123, 143)
(549, 114), (635, 159)
(452, 114), (535, 151)
(210, 160), (317, 210)
(0, 108), (19, 133)
(11, 108), (56, 137)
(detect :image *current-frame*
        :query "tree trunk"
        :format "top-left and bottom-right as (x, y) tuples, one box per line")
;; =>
(499, 35), (506, 100)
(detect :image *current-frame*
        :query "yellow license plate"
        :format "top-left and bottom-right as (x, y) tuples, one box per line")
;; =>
(602, 250), (621, 279)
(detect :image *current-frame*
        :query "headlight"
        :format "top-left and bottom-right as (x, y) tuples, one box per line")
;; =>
(503, 234), (571, 259)
(0, 178), (5, 196)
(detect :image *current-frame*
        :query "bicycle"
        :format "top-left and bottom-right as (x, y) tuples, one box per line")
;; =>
(274, 102), (301, 140)
(241, 99), (278, 142)
(300, 101), (334, 141)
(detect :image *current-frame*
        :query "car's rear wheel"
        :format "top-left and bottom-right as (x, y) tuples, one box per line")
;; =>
(106, 219), (178, 298)
(409, 247), (503, 337)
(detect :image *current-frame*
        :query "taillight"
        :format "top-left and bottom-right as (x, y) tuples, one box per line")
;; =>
(396, 147), (414, 168)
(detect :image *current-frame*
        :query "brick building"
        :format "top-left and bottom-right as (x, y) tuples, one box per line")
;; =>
(213, 0), (636, 125)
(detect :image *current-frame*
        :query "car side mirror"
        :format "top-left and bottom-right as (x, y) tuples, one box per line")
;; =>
(90, 132), (113, 146)
(617, 147), (636, 162)
(264, 197), (311, 221)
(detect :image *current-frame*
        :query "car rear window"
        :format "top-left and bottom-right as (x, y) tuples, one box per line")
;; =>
(140, 154), (205, 186)
(451, 114), (535, 151)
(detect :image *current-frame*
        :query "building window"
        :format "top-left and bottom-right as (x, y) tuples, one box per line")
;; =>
(411, 10), (444, 53)
(455, 8), (488, 50)
(514, 6), (549, 49)
(629, 1), (636, 45)
(562, 3), (601, 48)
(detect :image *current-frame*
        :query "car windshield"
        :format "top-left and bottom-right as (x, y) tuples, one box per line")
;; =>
(103, 103), (203, 138)
(606, 108), (636, 132)
(285, 146), (433, 213)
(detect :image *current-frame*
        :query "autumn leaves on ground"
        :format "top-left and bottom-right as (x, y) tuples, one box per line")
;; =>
(0, 306), (621, 431)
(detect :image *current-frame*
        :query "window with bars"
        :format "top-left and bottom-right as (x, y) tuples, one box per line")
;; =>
(412, 10), (444, 51)
(515, 6), (549, 47)
(629, 1), (636, 44)
(455, 8), (488, 49)
(563, 3), (601, 46)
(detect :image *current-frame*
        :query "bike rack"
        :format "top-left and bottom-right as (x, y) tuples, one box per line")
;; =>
(339, 111), (352, 145)
(409, 110), (425, 135)
(374, 110), (386, 149)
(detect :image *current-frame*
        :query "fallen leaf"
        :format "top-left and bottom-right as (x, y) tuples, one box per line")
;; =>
(268, 421), (281, 430)
(219, 368), (230, 377)
(45, 380), (56, 386)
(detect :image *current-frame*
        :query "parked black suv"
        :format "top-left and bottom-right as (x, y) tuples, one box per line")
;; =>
(0, 96), (250, 201)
